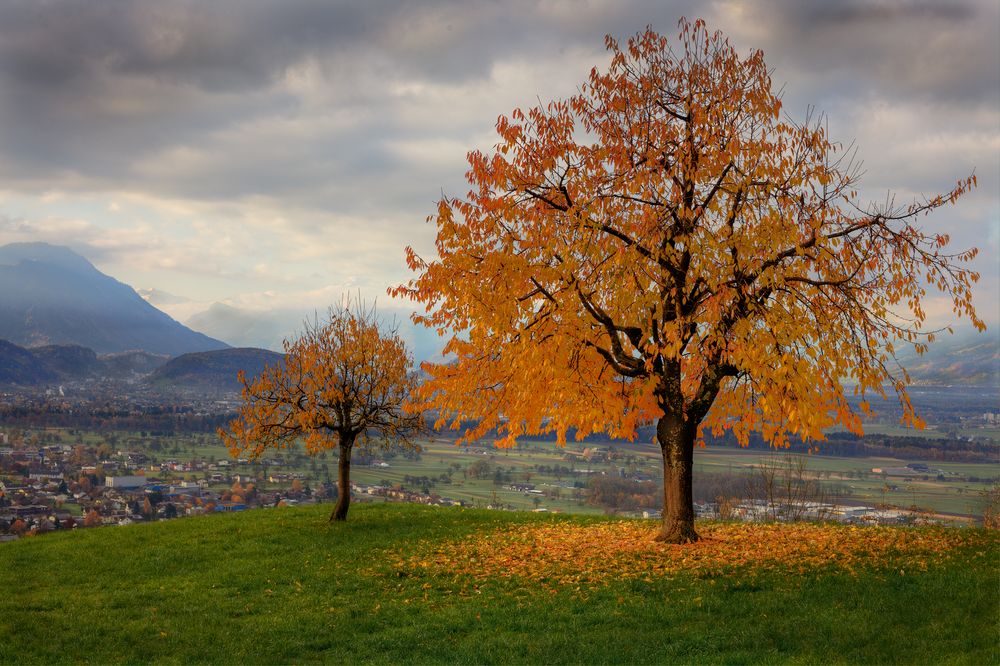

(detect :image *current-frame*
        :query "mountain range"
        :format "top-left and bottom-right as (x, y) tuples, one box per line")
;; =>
(0, 242), (228, 356)
(894, 335), (999, 387)
(0, 340), (166, 385)
(0, 338), (281, 391)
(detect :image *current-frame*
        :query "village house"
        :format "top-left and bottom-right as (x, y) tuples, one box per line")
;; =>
(105, 476), (147, 490)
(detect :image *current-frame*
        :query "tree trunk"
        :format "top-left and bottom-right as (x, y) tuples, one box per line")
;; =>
(654, 415), (698, 543)
(330, 439), (354, 522)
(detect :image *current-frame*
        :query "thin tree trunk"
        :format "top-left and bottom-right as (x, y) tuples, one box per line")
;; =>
(330, 439), (354, 522)
(654, 415), (698, 543)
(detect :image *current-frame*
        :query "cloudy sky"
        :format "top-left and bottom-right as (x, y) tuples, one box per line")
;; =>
(0, 0), (997, 353)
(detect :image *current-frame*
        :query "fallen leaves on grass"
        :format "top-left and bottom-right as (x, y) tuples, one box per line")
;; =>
(392, 521), (990, 588)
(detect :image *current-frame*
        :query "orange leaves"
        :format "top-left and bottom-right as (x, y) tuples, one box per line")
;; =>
(394, 18), (983, 467)
(218, 300), (422, 461)
(393, 521), (983, 589)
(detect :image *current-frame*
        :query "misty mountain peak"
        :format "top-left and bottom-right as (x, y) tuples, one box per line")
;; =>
(0, 241), (97, 275)
(0, 242), (229, 355)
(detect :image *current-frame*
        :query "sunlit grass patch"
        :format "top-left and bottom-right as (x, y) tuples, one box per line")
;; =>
(394, 520), (994, 588)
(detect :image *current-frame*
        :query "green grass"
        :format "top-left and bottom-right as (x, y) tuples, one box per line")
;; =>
(1, 504), (997, 664)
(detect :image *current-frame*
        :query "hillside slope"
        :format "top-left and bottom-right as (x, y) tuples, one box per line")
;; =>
(28, 344), (103, 379)
(0, 339), (172, 385)
(148, 347), (284, 391)
(0, 339), (55, 385)
(898, 334), (999, 386)
(0, 504), (995, 664)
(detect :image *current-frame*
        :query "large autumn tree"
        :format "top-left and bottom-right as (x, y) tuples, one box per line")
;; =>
(219, 302), (422, 521)
(393, 20), (984, 543)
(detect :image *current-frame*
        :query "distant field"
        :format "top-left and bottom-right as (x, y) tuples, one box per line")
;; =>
(829, 422), (1000, 443)
(695, 448), (998, 518)
(350, 440), (606, 514)
(0, 504), (996, 664)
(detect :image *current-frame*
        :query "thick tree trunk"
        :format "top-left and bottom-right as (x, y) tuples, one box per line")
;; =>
(330, 440), (354, 522)
(654, 415), (699, 543)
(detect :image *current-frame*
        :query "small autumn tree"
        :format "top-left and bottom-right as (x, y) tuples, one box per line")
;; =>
(220, 301), (423, 521)
(393, 20), (984, 542)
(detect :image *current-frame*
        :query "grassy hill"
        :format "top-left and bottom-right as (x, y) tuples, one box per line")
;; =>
(0, 504), (996, 664)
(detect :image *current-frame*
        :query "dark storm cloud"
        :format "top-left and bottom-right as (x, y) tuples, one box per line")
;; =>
(0, 0), (995, 210)
(0, 1), (372, 181)
(0, 0), (695, 199)
(808, 0), (973, 24)
(729, 0), (998, 106)
(0, 0), (667, 93)
(0, 1), (368, 91)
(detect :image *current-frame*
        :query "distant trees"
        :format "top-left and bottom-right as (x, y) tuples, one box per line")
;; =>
(467, 459), (493, 480)
(587, 477), (659, 512)
(982, 485), (1000, 530)
(220, 302), (423, 521)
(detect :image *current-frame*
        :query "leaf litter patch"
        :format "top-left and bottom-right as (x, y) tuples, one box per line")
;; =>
(389, 521), (993, 589)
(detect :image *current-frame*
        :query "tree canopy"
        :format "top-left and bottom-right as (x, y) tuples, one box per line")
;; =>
(393, 20), (983, 542)
(220, 302), (422, 521)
